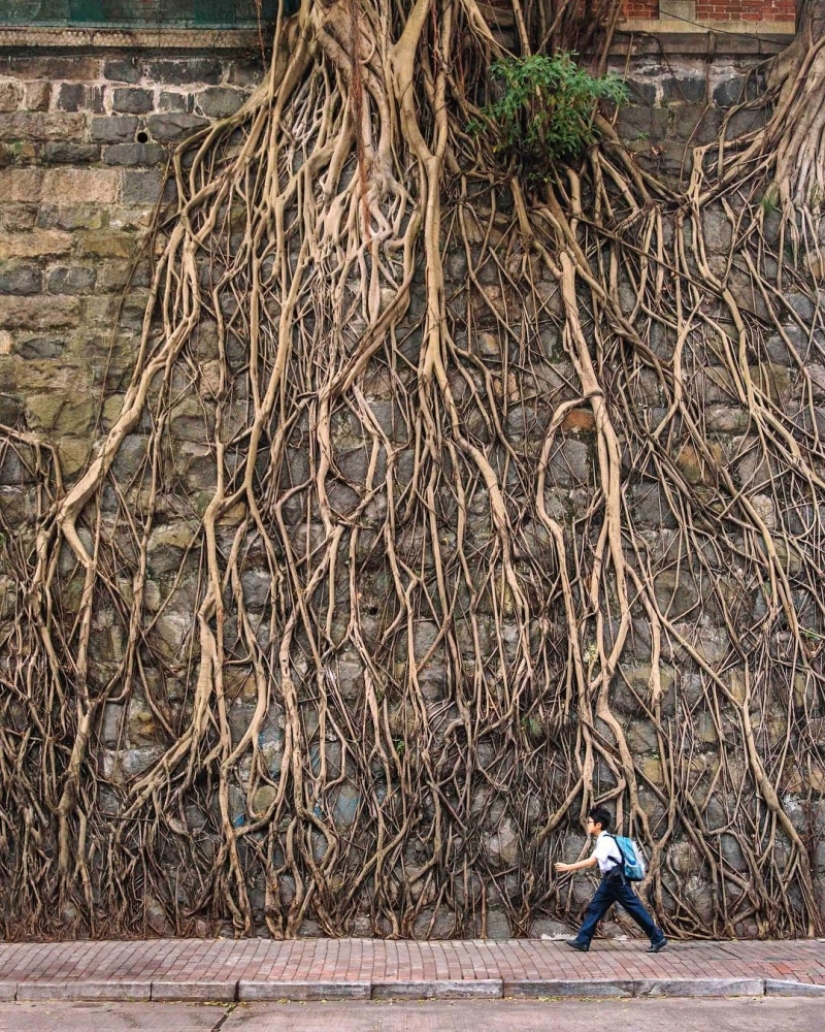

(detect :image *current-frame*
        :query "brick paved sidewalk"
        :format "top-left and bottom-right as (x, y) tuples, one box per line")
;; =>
(0, 937), (823, 1002)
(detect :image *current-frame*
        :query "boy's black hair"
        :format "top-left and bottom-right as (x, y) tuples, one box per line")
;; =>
(588, 806), (612, 832)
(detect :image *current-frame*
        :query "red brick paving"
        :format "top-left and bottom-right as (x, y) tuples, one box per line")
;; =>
(0, 937), (823, 999)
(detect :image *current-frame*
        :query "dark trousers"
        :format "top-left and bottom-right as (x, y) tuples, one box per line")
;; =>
(574, 873), (663, 946)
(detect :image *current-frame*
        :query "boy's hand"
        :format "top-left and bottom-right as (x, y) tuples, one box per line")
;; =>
(554, 862), (572, 872)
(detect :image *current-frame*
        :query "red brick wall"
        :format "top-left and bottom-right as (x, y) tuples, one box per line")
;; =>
(624, 1), (795, 19)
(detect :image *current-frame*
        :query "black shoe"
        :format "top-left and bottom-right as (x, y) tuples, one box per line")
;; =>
(647, 937), (668, 953)
(566, 939), (589, 952)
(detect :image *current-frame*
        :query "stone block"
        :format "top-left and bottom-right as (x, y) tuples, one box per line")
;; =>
(661, 77), (707, 105)
(103, 58), (143, 84)
(0, 983), (15, 1001)
(0, 113), (86, 141)
(239, 981), (372, 1001)
(146, 59), (223, 85)
(229, 58), (266, 86)
(633, 978), (763, 997)
(0, 83), (22, 112)
(0, 263), (41, 295)
(112, 88), (154, 114)
(42, 143), (101, 164)
(765, 980), (825, 996)
(0, 230), (70, 261)
(1, 296), (80, 329)
(41, 169), (121, 204)
(146, 112), (209, 142)
(121, 169), (165, 204)
(158, 91), (192, 113)
(90, 116), (140, 143)
(103, 143), (164, 166)
(47, 266), (97, 295)
(0, 204), (37, 232)
(713, 76), (748, 108)
(625, 80), (657, 106)
(151, 981), (237, 1002)
(76, 230), (137, 259)
(56, 83), (86, 112)
(37, 205), (103, 232)
(23, 81), (51, 112)
(196, 87), (246, 119)
(504, 980), (633, 998)
(4, 57), (100, 81)
(26, 395), (95, 436)
(702, 208), (734, 253)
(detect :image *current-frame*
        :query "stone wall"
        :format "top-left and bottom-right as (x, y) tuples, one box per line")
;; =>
(0, 48), (264, 475)
(1, 29), (823, 940)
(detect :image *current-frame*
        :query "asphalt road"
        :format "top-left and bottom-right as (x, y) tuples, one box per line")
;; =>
(0, 998), (819, 1032)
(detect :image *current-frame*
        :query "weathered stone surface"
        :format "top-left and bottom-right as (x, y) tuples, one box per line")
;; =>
(0, 263), (41, 295)
(0, 168), (121, 204)
(121, 169), (164, 204)
(0, 112), (85, 140)
(2, 296), (80, 329)
(713, 76), (748, 107)
(103, 142), (164, 166)
(26, 395), (94, 436)
(112, 88), (154, 114)
(0, 82), (22, 112)
(103, 58), (143, 84)
(90, 115), (140, 143)
(24, 81), (51, 112)
(76, 230), (138, 259)
(146, 112), (209, 142)
(196, 87), (246, 118)
(146, 59), (223, 85)
(662, 76), (706, 104)
(56, 83), (86, 112)
(0, 204), (37, 232)
(42, 142), (101, 164)
(0, 230), (72, 260)
(2, 57), (100, 81)
(47, 266), (97, 295)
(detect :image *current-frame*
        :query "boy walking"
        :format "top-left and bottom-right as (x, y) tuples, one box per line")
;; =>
(554, 805), (667, 952)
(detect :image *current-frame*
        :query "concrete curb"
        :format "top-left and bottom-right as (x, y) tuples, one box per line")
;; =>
(765, 979), (825, 997)
(633, 978), (764, 997)
(239, 981), (372, 1001)
(504, 979), (633, 998)
(371, 980), (504, 1000)
(2, 976), (825, 1002)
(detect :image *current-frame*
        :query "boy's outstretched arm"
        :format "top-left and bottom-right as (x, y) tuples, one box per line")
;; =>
(554, 856), (598, 873)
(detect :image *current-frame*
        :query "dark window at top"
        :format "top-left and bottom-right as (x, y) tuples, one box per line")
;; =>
(0, 0), (286, 27)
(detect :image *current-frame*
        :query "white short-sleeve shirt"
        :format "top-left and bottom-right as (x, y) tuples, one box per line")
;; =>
(591, 831), (623, 874)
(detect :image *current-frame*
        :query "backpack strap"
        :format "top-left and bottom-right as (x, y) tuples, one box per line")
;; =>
(607, 834), (626, 873)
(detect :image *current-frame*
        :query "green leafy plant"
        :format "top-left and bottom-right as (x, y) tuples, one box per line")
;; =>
(469, 52), (629, 180)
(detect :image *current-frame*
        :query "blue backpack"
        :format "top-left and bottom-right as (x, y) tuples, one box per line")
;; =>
(609, 834), (646, 882)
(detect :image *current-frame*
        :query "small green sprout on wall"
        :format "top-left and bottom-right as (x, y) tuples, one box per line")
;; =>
(470, 52), (629, 182)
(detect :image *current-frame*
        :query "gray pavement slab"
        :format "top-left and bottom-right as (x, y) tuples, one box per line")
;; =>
(219, 998), (825, 1031)
(0, 998), (822, 1032)
(0, 1001), (223, 1031)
